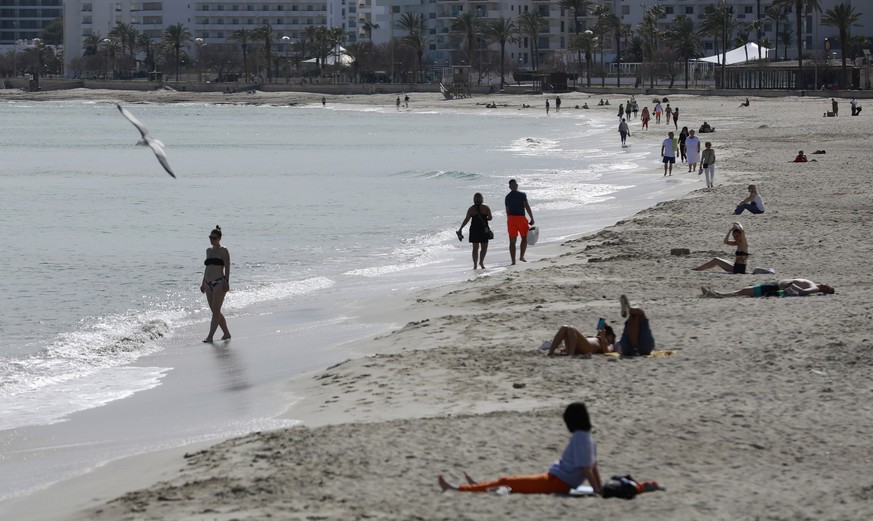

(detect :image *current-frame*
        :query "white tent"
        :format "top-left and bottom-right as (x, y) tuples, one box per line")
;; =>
(302, 45), (354, 66)
(697, 43), (773, 65)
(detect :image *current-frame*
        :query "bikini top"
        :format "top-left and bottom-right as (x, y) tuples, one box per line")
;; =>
(204, 257), (225, 266)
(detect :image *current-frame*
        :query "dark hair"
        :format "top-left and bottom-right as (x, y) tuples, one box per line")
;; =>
(509, 179), (517, 186)
(473, 192), (484, 204)
(212, 225), (222, 238)
(604, 324), (615, 339)
(563, 402), (592, 432)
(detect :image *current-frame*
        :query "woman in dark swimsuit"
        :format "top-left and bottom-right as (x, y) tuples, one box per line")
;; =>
(458, 193), (493, 270)
(200, 225), (231, 343)
(693, 222), (749, 274)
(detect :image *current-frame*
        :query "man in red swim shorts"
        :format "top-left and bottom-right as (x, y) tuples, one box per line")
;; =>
(505, 179), (535, 265)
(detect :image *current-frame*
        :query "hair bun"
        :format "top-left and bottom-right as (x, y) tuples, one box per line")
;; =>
(215, 225), (221, 230)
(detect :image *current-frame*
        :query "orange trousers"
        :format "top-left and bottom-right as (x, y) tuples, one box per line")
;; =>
(458, 472), (571, 494)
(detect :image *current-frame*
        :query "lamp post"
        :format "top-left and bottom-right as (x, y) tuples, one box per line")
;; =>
(282, 36), (291, 83)
(195, 38), (205, 82)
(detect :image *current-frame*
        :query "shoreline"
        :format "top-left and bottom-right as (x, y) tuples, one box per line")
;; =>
(4, 90), (873, 520)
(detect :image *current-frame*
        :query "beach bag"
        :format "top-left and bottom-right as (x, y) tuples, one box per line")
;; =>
(527, 225), (539, 245)
(476, 212), (494, 240)
(602, 475), (640, 500)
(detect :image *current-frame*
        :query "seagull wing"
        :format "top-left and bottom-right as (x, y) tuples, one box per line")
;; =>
(117, 103), (149, 140)
(146, 138), (176, 178)
(117, 103), (176, 178)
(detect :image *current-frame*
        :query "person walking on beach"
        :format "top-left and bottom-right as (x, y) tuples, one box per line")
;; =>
(700, 141), (716, 188)
(693, 222), (749, 274)
(672, 107), (680, 130)
(396, 96), (401, 110)
(661, 131), (676, 176)
(678, 127), (689, 163)
(201, 225), (231, 343)
(555, 96), (561, 112)
(438, 402), (603, 495)
(546, 99), (550, 115)
(734, 184), (765, 214)
(654, 102), (662, 124)
(617, 103), (624, 119)
(625, 102), (631, 121)
(505, 179), (534, 265)
(685, 129), (701, 173)
(641, 106), (650, 130)
(832, 98), (838, 116)
(458, 193), (493, 270)
(618, 118), (630, 147)
(404, 94), (409, 108)
(665, 104), (672, 125)
(322, 96), (326, 107)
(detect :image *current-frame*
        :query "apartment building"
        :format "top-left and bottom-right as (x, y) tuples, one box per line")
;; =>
(0, 0), (62, 45)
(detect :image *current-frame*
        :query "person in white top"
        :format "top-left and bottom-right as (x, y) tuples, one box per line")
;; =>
(734, 184), (765, 214)
(685, 129), (701, 173)
(661, 131), (676, 176)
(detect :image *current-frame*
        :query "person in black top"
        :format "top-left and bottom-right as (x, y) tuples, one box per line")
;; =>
(201, 225), (231, 343)
(505, 179), (535, 265)
(458, 193), (493, 270)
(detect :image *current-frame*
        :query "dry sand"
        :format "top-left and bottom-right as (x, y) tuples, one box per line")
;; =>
(4, 87), (873, 520)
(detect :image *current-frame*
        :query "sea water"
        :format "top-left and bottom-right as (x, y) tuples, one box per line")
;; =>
(0, 99), (695, 501)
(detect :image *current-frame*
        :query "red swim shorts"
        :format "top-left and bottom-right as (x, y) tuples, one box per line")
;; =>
(507, 215), (530, 238)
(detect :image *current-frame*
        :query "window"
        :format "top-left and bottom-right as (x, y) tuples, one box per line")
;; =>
(744, 6), (753, 14)
(665, 6), (673, 15)
(685, 7), (693, 15)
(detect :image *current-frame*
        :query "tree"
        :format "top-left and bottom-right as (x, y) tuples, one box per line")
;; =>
(163, 23), (192, 82)
(452, 11), (481, 68)
(517, 11), (547, 71)
(361, 21), (380, 42)
(344, 42), (372, 82)
(735, 24), (751, 62)
(665, 15), (702, 89)
(394, 12), (429, 82)
(611, 15), (631, 87)
(560, 0), (593, 79)
(229, 28), (253, 80)
(39, 17), (63, 46)
(771, 0), (822, 87)
(765, 5), (786, 62)
(572, 31), (599, 87)
(83, 32), (103, 57)
(821, 2), (863, 89)
(110, 22), (138, 77)
(251, 23), (276, 82)
(137, 33), (156, 72)
(701, 3), (736, 88)
(779, 29), (793, 61)
(638, 5), (664, 88)
(592, 5), (614, 87)
(482, 17), (519, 87)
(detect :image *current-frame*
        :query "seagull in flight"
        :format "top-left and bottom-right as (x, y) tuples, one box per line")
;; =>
(116, 103), (176, 178)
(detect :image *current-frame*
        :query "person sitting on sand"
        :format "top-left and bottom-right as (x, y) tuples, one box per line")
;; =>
(693, 222), (749, 274)
(701, 279), (835, 298)
(734, 184), (765, 214)
(739, 98), (750, 107)
(546, 324), (616, 356)
(598, 98), (604, 106)
(793, 150), (808, 163)
(699, 121), (715, 133)
(438, 402), (602, 495)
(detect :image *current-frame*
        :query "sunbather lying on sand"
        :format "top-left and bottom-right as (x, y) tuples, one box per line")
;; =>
(545, 296), (655, 357)
(701, 278), (835, 298)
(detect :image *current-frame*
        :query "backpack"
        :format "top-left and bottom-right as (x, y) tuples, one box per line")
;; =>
(601, 475), (640, 500)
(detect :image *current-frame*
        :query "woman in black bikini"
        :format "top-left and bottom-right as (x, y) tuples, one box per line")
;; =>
(692, 222), (750, 274)
(201, 225), (231, 343)
(457, 193), (493, 270)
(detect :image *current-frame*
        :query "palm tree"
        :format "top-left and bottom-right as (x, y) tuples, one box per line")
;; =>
(517, 11), (547, 71)
(765, 5), (785, 61)
(361, 21), (380, 42)
(611, 14), (630, 87)
(394, 12), (429, 82)
(779, 29), (793, 61)
(136, 32), (155, 72)
(344, 42), (371, 82)
(229, 28), (253, 80)
(163, 23), (192, 82)
(83, 32), (103, 57)
(592, 4), (614, 87)
(702, 3), (736, 89)
(109, 22), (138, 76)
(482, 16), (519, 87)
(570, 31), (598, 87)
(560, 0), (593, 78)
(638, 5), (664, 89)
(821, 3), (863, 90)
(735, 24), (751, 62)
(771, 0), (822, 86)
(665, 15), (702, 89)
(251, 23), (276, 82)
(452, 11), (481, 68)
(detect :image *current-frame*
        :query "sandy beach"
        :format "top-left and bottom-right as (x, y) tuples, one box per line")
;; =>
(3, 86), (872, 520)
